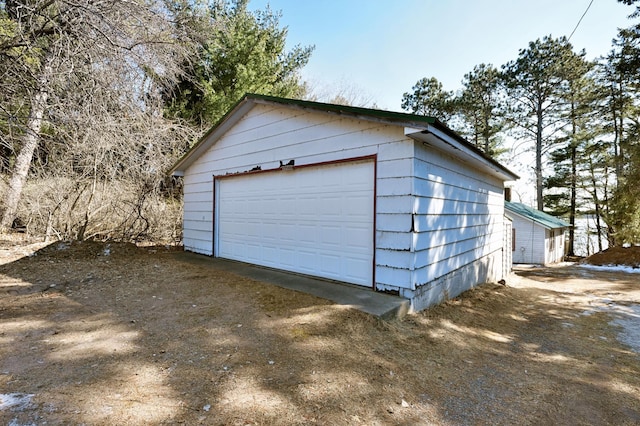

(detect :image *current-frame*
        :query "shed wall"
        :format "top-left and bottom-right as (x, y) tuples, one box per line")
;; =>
(510, 214), (547, 264)
(544, 228), (566, 264)
(503, 218), (513, 278)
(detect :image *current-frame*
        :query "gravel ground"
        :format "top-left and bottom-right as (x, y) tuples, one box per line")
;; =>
(1, 239), (639, 425)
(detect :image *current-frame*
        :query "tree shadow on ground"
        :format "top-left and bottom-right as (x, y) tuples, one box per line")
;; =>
(1, 242), (639, 425)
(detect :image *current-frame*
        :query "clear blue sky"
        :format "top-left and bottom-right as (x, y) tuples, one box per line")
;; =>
(249, 0), (634, 111)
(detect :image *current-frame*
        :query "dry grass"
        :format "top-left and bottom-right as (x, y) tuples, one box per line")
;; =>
(1, 240), (640, 425)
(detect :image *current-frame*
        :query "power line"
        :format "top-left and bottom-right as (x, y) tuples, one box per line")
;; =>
(568, 0), (596, 41)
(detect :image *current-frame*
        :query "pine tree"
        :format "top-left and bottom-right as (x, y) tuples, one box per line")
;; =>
(455, 64), (506, 157)
(400, 77), (455, 122)
(501, 36), (581, 211)
(543, 54), (595, 255)
(164, 0), (313, 128)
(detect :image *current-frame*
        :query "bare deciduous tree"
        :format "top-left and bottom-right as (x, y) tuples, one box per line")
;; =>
(0, 0), (192, 232)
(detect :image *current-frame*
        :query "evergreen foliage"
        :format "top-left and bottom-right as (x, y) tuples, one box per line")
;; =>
(164, 0), (313, 128)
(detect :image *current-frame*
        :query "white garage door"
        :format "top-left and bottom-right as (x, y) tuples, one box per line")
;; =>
(216, 160), (374, 286)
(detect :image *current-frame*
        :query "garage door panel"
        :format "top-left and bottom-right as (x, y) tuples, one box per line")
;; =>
(297, 224), (318, 244)
(320, 253), (341, 269)
(247, 243), (262, 261)
(321, 226), (341, 247)
(345, 226), (371, 248)
(217, 160), (374, 286)
(345, 258), (371, 282)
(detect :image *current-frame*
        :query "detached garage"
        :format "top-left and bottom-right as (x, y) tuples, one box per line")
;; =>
(170, 94), (518, 312)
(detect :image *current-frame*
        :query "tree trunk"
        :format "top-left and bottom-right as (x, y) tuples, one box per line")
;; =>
(568, 100), (577, 257)
(0, 61), (51, 231)
(568, 142), (577, 256)
(535, 103), (544, 211)
(587, 156), (605, 251)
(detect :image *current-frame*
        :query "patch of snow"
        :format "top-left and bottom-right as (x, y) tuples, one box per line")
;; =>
(579, 264), (640, 274)
(0, 393), (34, 411)
(556, 262), (578, 267)
(582, 299), (640, 355)
(611, 305), (640, 354)
(8, 419), (37, 426)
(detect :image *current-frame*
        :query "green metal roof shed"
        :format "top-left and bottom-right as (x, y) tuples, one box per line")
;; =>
(505, 201), (570, 265)
(504, 202), (571, 230)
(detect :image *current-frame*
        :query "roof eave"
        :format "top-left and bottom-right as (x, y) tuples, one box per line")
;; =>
(168, 97), (256, 176)
(168, 93), (520, 182)
(405, 126), (519, 182)
(168, 93), (439, 176)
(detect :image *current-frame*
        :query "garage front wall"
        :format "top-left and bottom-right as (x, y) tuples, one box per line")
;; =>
(182, 104), (411, 274)
(180, 99), (513, 310)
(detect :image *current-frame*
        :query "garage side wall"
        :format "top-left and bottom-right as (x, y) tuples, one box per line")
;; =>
(182, 104), (415, 290)
(405, 142), (506, 310)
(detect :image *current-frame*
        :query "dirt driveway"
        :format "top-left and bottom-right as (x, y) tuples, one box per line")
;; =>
(1, 240), (640, 425)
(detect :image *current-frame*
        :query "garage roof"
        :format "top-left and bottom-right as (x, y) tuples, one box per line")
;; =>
(169, 93), (519, 181)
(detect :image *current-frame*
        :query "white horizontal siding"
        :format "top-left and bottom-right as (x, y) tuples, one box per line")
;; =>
(183, 209), (213, 223)
(410, 143), (506, 289)
(378, 139), (415, 160)
(412, 237), (504, 288)
(545, 229), (566, 264)
(413, 223), (501, 252)
(186, 112), (401, 178)
(413, 197), (503, 215)
(414, 232), (503, 270)
(376, 230), (412, 250)
(414, 146), (502, 191)
(184, 219), (213, 232)
(377, 177), (413, 196)
(183, 169), (214, 255)
(183, 180), (213, 195)
(509, 213), (567, 265)
(182, 104), (415, 275)
(187, 105), (408, 176)
(510, 214), (546, 264)
(183, 229), (213, 255)
(412, 213), (491, 232)
(377, 195), (414, 214)
(376, 265), (412, 288)
(377, 158), (413, 178)
(377, 213), (411, 232)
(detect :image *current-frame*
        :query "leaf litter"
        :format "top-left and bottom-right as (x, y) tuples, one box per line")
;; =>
(1, 236), (639, 425)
